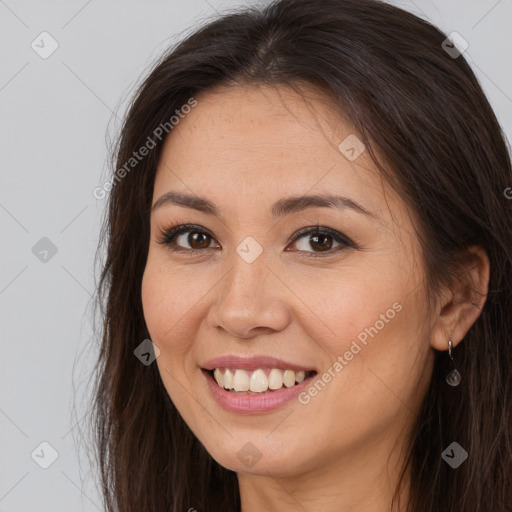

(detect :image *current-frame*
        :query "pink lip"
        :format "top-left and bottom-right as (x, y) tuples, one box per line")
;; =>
(201, 369), (316, 414)
(201, 355), (316, 372)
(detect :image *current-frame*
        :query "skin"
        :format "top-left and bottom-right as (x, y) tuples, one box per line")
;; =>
(141, 83), (489, 512)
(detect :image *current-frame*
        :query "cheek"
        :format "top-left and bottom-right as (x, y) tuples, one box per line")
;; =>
(141, 262), (200, 411)
(294, 262), (429, 404)
(141, 261), (194, 353)
(295, 265), (405, 347)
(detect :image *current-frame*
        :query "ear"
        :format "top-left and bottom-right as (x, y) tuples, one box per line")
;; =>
(430, 245), (490, 351)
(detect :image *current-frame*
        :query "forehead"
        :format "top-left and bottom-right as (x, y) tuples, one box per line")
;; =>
(153, 84), (395, 222)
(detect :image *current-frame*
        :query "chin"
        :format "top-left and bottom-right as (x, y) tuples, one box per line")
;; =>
(203, 435), (312, 477)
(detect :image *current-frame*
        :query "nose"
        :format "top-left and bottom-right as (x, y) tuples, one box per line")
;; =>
(206, 249), (291, 339)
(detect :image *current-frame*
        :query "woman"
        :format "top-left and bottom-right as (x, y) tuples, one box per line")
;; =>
(90, 0), (512, 510)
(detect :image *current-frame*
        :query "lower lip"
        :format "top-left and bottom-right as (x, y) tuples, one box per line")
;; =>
(202, 369), (315, 414)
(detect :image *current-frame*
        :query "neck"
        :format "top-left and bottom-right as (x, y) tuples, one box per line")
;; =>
(237, 425), (411, 512)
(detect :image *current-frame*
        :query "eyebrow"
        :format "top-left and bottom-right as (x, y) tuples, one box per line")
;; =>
(151, 191), (378, 220)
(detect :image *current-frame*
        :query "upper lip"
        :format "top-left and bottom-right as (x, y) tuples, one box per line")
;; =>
(201, 355), (317, 372)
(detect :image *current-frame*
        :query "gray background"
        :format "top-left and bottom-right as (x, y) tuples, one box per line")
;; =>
(1, 0), (510, 510)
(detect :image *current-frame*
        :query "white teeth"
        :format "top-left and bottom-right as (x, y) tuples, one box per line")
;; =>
(268, 368), (283, 389)
(295, 370), (305, 383)
(211, 368), (310, 393)
(249, 369), (268, 392)
(283, 370), (296, 387)
(233, 369), (250, 391)
(223, 369), (234, 390)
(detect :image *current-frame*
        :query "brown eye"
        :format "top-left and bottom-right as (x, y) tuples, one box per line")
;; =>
(186, 231), (212, 249)
(157, 224), (217, 253)
(288, 226), (353, 255)
(158, 223), (354, 256)
(308, 233), (334, 252)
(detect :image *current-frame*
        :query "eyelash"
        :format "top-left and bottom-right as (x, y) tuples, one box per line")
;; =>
(156, 223), (356, 258)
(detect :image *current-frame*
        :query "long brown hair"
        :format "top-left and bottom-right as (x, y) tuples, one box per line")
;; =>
(88, 0), (512, 510)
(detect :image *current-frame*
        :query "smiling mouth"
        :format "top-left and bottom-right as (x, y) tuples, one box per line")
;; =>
(205, 368), (317, 394)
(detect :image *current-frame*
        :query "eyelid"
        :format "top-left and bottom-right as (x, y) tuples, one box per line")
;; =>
(287, 224), (355, 249)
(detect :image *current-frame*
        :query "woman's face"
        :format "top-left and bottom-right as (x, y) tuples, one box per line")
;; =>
(141, 84), (436, 477)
